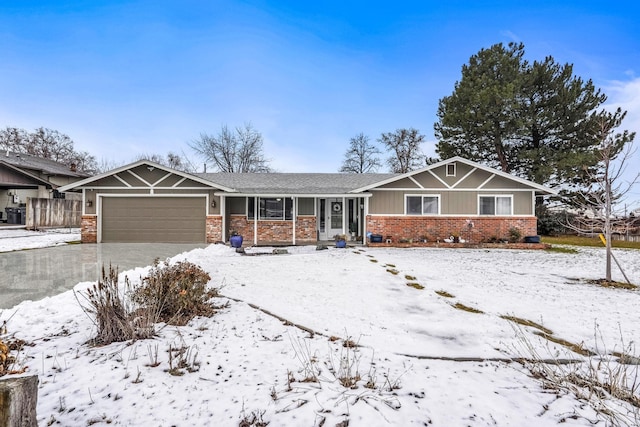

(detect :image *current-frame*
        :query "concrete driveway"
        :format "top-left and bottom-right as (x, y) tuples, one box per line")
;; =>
(0, 243), (207, 309)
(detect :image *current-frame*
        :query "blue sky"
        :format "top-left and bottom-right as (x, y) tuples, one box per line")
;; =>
(1, 1), (639, 203)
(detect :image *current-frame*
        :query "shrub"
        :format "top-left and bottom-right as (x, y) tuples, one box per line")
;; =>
(508, 227), (522, 243)
(77, 265), (156, 345)
(132, 259), (217, 326)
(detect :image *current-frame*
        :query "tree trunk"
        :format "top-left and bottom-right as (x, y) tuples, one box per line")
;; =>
(0, 375), (38, 427)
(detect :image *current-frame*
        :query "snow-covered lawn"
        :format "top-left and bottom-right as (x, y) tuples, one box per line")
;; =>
(0, 228), (80, 252)
(2, 240), (639, 426)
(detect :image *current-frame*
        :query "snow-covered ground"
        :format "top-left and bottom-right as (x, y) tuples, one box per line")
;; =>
(0, 227), (80, 252)
(1, 233), (639, 426)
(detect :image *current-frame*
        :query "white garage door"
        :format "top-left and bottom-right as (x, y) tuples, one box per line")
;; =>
(101, 197), (206, 243)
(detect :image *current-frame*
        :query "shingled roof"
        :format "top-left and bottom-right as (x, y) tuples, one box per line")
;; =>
(0, 150), (89, 178)
(196, 172), (398, 194)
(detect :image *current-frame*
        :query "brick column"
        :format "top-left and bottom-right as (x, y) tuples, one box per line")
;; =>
(81, 215), (97, 243)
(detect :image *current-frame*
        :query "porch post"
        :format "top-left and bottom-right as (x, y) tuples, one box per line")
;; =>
(363, 197), (369, 242)
(342, 196), (346, 235)
(292, 197), (296, 245)
(220, 195), (226, 241)
(253, 196), (258, 246)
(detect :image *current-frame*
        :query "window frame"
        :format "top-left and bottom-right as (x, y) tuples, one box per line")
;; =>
(405, 194), (440, 216)
(478, 195), (513, 216)
(247, 197), (294, 221)
(446, 162), (456, 177)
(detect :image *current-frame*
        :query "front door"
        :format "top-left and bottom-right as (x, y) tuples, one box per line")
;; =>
(319, 198), (344, 240)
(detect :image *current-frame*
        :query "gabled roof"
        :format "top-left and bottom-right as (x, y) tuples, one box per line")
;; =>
(351, 156), (557, 195)
(0, 150), (89, 178)
(197, 172), (397, 195)
(0, 160), (56, 188)
(58, 160), (236, 192)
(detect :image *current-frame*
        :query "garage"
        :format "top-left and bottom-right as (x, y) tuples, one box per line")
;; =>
(101, 196), (207, 243)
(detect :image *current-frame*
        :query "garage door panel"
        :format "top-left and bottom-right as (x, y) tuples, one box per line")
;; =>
(102, 197), (206, 243)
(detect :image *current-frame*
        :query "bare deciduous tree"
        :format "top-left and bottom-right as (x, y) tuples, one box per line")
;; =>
(189, 123), (271, 173)
(133, 151), (196, 173)
(379, 128), (426, 173)
(339, 133), (381, 173)
(565, 108), (638, 282)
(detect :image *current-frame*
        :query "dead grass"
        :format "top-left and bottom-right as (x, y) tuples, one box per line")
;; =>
(500, 315), (554, 335)
(533, 331), (595, 356)
(435, 290), (454, 298)
(587, 279), (637, 290)
(406, 283), (424, 290)
(545, 246), (579, 254)
(452, 302), (484, 314)
(542, 235), (640, 250)
(405, 275), (417, 281)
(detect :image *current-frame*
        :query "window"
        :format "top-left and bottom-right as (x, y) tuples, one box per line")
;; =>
(247, 197), (293, 220)
(406, 195), (439, 215)
(446, 163), (456, 177)
(479, 196), (512, 215)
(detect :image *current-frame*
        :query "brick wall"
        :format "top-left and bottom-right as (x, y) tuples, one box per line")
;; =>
(81, 215), (97, 243)
(229, 215), (254, 242)
(366, 216), (537, 243)
(296, 216), (317, 242)
(205, 216), (223, 243)
(229, 215), (318, 244)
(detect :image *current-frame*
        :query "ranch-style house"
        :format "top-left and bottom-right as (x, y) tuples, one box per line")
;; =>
(58, 156), (556, 245)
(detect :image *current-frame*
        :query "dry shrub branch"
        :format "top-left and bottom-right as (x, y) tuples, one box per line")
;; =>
(77, 260), (218, 345)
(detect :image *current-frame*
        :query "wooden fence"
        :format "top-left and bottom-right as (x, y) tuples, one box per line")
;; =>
(25, 197), (82, 229)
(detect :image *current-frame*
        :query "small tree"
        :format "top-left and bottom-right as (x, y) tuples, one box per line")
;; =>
(379, 128), (426, 173)
(565, 108), (637, 282)
(190, 123), (272, 173)
(339, 133), (381, 173)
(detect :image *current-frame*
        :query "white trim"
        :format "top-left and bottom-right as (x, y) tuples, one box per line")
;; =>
(408, 176), (424, 188)
(404, 194), (441, 215)
(58, 159), (235, 193)
(79, 186), (214, 191)
(428, 169), (451, 189)
(154, 172), (174, 187)
(172, 177), (188, 187)
(370, 187), (537, 192)
(216, 192), (373, 198)
(367, 213), (536, 218)
(477, 174), (496, 189)
(220, 194), (226, 241)
(451, 167), (477, 188)
(114, 174), (132, 187)
(351, 156), (556, 195)
(477, 194), (514, 216)
(446, 162), (456, 177)
(292, 197), (296, 245)
(126, 169), (152, 187)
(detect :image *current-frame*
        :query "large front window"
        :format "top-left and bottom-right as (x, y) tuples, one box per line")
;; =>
(247, 197), (293, 220)
(479, 196), (512, 215)
(406, 195), (439, 215)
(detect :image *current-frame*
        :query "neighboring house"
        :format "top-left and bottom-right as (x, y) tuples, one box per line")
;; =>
(59, 156), (556, 244)
(0, 151), (88, 223)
